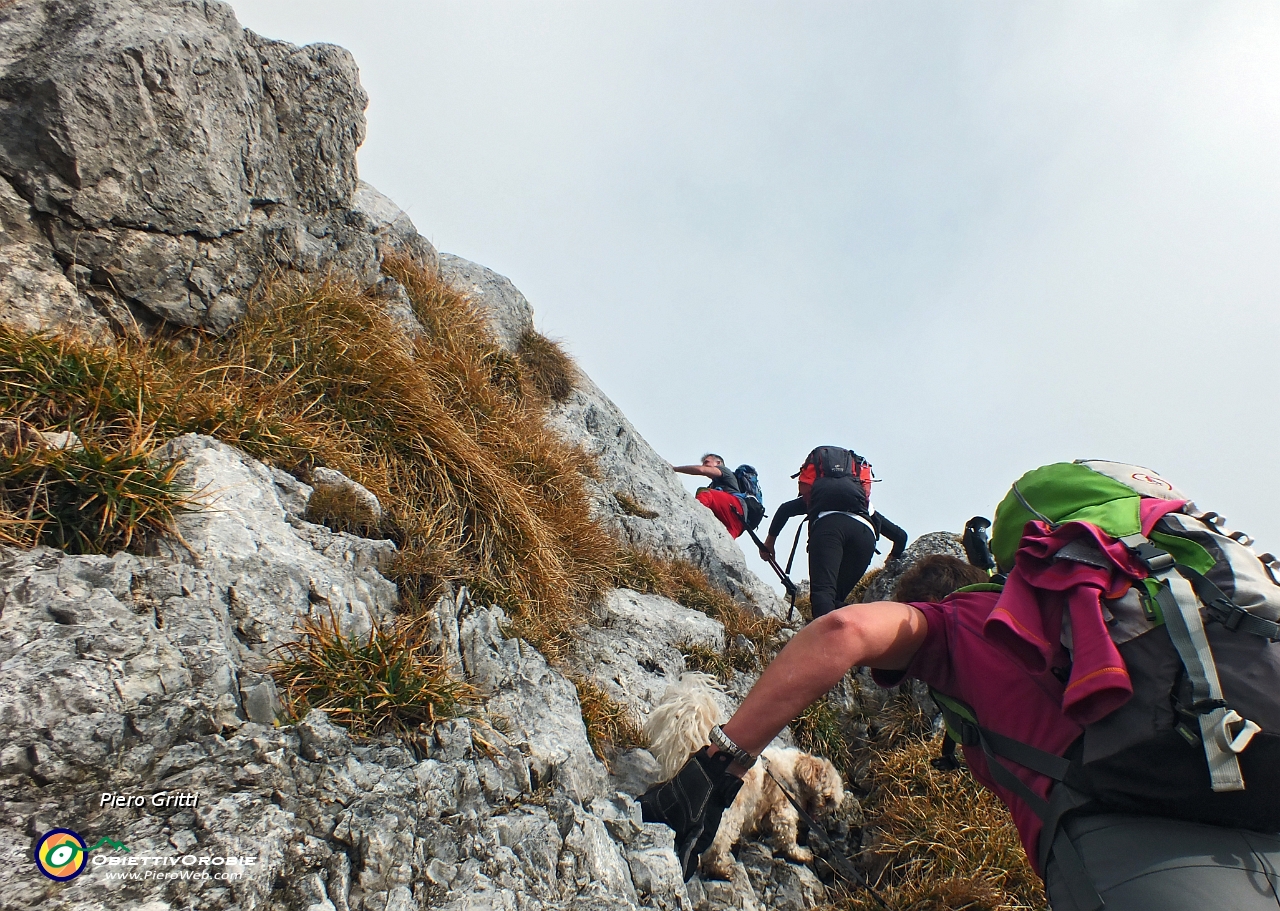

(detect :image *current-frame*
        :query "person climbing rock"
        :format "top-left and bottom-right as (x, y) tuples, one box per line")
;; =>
(644, 460), (1280, 909)
(757, 446), (907, 619)
(673, 453), (752, 539)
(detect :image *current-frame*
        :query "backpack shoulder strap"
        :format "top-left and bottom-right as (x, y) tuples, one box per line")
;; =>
(1121, 532), (1258, 792)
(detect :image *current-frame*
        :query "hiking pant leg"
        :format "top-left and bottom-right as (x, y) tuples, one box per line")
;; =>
(807, 515), (845, 619)
(809, 515), (877, 619)
(833, 518), (876, 605)
(1045, 814), (1280, 910)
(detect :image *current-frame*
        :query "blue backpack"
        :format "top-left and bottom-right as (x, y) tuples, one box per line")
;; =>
(732, 465), (766, 532)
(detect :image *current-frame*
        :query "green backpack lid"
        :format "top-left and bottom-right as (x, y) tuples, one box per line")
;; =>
(990, 462), (1144, 572)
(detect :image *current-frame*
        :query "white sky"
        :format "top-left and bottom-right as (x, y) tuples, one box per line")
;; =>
(232, 1), (1280, 593)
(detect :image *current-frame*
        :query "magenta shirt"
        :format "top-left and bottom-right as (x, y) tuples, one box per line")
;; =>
(873, 591), (1084, 872)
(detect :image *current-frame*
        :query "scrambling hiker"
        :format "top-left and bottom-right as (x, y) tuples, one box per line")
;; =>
(673, 454), (765, 540)
(643, 460), (1280, 909)
(758, 446), (907, 619)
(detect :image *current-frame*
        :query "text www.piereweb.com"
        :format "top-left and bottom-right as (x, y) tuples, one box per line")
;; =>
(101, 868), (245, 882)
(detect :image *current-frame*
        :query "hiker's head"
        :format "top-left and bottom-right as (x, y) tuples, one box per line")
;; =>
(892, 555), (988, 603)
(701, 453), (725, 468)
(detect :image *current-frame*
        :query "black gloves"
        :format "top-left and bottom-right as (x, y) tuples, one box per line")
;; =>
(639, 747), (743, 880)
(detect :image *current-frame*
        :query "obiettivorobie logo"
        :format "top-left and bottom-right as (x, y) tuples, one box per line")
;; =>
(34, 829), (130, 881)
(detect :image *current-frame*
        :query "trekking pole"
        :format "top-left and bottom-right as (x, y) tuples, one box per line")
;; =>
(746, 529), (798, 599)
(762, 758), (893, 911)
(782, 518), (807, 621)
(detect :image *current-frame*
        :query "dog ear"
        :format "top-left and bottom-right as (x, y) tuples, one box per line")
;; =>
(795, 754), (826, 791)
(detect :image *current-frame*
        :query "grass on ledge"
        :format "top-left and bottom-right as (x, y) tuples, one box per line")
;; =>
(570, 674), (648, 768)
(611, 545), (783, 669)
(273, 611), (479, 738)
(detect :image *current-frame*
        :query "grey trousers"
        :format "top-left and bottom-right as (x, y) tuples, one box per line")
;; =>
(1045, 814), (1280, 910)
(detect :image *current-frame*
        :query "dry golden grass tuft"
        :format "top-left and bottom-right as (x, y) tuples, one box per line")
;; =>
(0, 258), (620, 662)
(0, 425), (188, 554)
(273, 612), (480, 738)
(516, 328), (577, 404)
(0, 333), (192, 553)
(839, 701), (1047, 911)
(1, 259), (778, 743)
(615, 491), (659, 519)
(570, 674), (647, 767)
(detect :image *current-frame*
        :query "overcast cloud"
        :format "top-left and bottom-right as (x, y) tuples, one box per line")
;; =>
(232, 1), (1280, 591)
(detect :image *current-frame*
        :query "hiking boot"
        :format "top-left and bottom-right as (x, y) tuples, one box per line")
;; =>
(640, 747), (743, 880)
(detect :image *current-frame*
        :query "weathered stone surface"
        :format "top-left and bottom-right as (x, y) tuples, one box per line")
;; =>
(572, 589), (727, 724)
(352, 180), (438, 271)
(0, 438), (699, 911)
(438, 252), (535, 353)
(0, 176), (109, 338)
(0, 0), (426, 335)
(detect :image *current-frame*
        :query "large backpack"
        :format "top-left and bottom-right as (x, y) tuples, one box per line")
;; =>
(797, 446), (873, 495)
(796, 446), (874, 516)
(732, 464), (767, 532)
(936, 460), (1280, 907)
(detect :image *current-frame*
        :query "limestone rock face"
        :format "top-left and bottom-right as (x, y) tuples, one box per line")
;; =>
(0, 438), (692, 911)
(0, 0), (435, 337)
(573, 589), (729, 726)
(549, 372), (782, 614)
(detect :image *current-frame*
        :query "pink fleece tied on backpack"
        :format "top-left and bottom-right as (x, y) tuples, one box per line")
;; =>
(983, 499), (1186, 726)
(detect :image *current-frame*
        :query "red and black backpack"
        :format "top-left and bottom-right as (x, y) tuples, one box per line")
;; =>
(796, 446), (874, 495)
(795, 446), (874, 514)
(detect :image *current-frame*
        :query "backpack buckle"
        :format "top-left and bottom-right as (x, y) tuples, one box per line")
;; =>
(1207, 599), (1245, 631)
(1119, 535), (1175, 574)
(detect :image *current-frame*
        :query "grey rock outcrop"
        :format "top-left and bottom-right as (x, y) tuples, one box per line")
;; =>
(0, 436), (693, 911)
(0, 0), (434, 338)
(857, 530), (967, 603)
(438, 253), (535, 353)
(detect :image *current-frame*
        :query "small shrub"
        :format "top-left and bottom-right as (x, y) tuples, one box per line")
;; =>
(516, 329), (576, 403)
(615, 491), (659, 519)
(570, 674), (647, 767)
(273, 612), (478, 738)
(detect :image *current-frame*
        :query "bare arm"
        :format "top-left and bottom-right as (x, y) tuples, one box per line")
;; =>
(720, 602), (927, 755)
(673, 464), (723, 479)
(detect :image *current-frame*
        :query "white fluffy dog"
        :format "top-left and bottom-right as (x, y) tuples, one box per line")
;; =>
(644, 673), (845, 880)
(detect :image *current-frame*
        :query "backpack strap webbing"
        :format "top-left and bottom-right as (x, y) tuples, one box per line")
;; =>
(1122, 533), (1254, 792)
(1180, 565), (1280, 641)
(931, 690), (1104, 911)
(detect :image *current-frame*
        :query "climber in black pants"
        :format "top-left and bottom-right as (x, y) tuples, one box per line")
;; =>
(759, 446), (908, 619)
